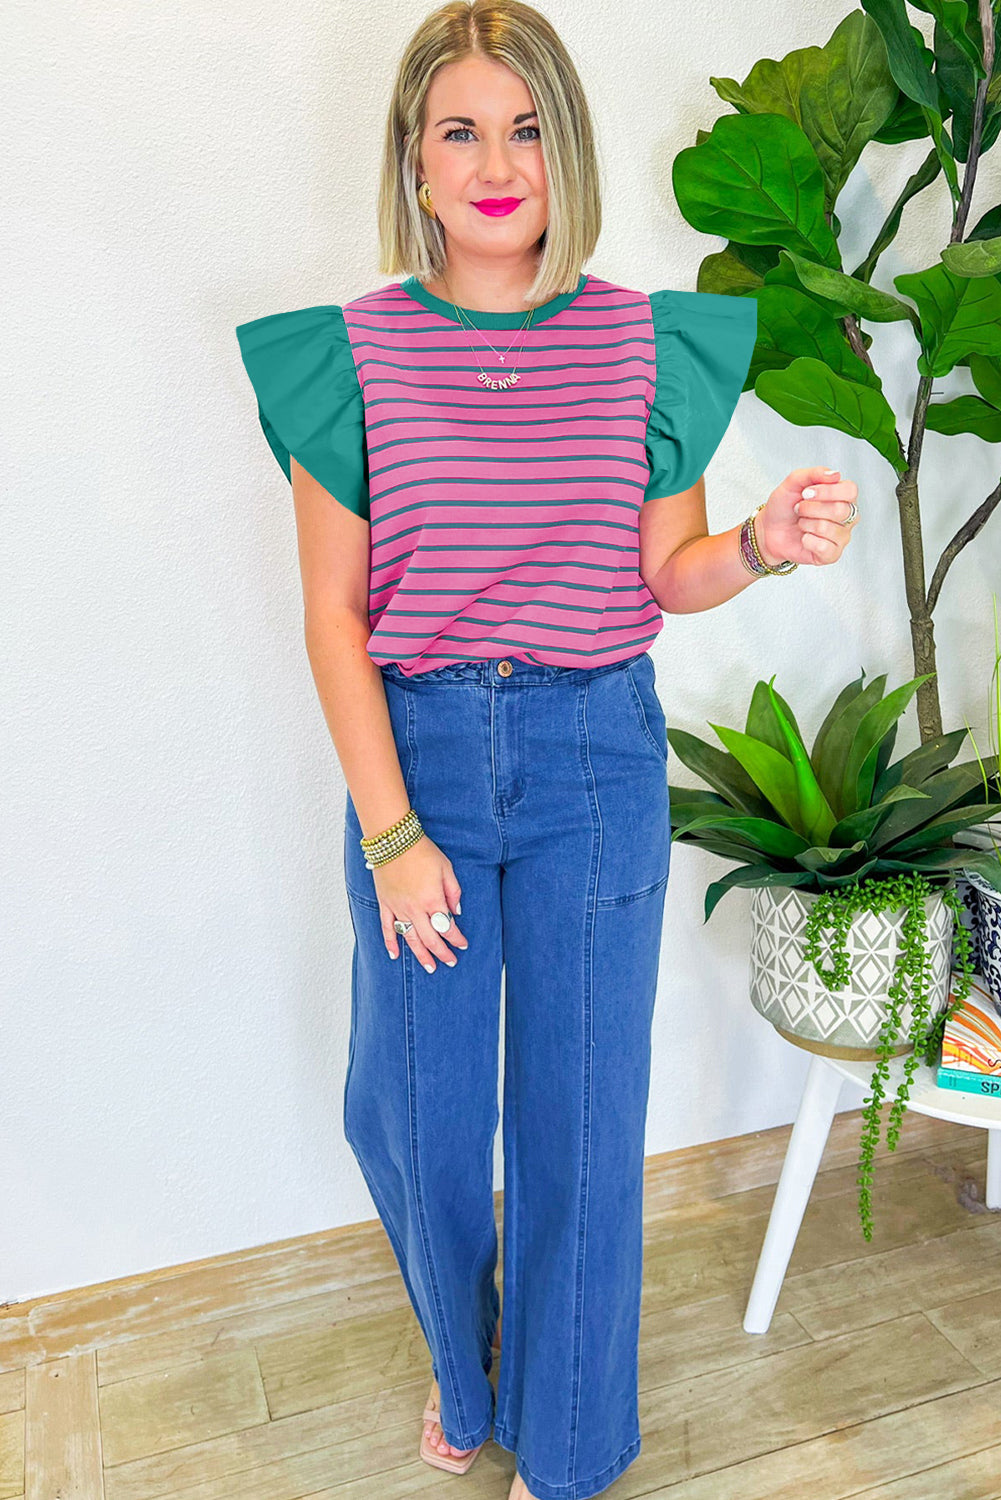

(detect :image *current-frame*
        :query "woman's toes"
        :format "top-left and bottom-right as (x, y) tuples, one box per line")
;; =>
(424, 1418), (472, 1457)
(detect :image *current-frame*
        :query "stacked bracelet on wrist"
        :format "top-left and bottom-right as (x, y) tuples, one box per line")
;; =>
(360, 806), (425, 869)
(740, 502), (798, 577)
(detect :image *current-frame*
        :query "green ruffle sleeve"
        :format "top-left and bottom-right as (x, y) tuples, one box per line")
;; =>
(235, 305), (370, 520)
(644, 289), (758, 501)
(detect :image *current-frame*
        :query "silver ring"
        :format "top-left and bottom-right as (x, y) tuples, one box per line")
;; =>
(393, 918), (414, 935)
(840, 501), (859, 526)
(430, 910), (453, 934)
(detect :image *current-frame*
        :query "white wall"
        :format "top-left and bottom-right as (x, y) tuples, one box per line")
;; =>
(4, 0), (999, 1302)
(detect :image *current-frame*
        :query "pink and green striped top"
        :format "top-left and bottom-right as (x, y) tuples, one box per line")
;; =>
(236, 272), (757, 676)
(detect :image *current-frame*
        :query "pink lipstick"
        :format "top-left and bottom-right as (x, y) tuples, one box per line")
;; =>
(472, 198), (522, 216)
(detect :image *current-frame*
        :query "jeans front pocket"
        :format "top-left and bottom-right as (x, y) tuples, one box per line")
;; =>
(625, 653), (668, 766)
(585, 662), (672, 908)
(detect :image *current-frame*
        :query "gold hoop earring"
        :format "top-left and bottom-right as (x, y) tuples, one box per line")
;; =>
(418, 180), (435, 218)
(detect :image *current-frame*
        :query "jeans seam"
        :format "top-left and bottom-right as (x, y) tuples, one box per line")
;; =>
(594, 870), (670, 910)
(404, 687), (419, 799)
(570, 677), (601, 1487)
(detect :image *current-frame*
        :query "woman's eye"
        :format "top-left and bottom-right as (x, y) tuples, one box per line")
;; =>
(442, 125), (540, 143)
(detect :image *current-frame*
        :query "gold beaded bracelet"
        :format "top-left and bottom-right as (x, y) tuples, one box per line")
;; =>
(740, 502), (798, 577)
(360, 807), (425, 869)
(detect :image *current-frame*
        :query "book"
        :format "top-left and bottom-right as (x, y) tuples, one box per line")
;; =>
(937, 1067), (1001, 1098)
(935, 973), (1001, 1095)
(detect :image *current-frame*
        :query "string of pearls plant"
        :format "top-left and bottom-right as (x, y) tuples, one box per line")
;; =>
(800, 872), (975, 1242)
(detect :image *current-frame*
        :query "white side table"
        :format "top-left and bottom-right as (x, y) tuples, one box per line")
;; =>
(743, 1025), (1001, 1335)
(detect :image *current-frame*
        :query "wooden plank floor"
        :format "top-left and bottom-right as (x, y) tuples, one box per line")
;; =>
(3, 1107), (1001, 1499)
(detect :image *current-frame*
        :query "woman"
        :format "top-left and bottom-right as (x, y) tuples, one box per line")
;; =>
(235, 3), (858, 1495)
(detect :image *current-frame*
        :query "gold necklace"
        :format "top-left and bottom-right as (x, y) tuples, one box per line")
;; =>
(441, 279), (536, 391)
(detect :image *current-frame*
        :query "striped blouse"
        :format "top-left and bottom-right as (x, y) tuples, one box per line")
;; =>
(235, 272), (757, 676)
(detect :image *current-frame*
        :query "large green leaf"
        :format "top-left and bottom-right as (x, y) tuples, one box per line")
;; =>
(891, 800), (1001, 854)
(811, 670), (869, 764)
(710, 42), (820, 124)
(879, 849), (999, 873)
(860, 0), (961, 201)
(800, 12), (900, 202)
(766, 677), (839, 844)
(782, 248), (920, 326)
(971, 353), (1001, 407)
(874, 726), (970, 796)
(932, 4), (1001, 161)
(678, 814), (811, 858)
(696, 244), (782, 295)
(894, 261), (1001, 375)
(872, 755), (1001, 846)
(841, 675), (936, 812)
(754, 358), (906, 473)
(969, 204), (1001, 242)
(874, 91), (938, 144)
(909, 0), (990, 75)
(665, 729), (773, 816)
(753, 285), (884, 388)
(709, 724), (805, 832)
(794, 841), (870, 873)
(702, 864), (819, 922)
(862, 0), (946, 111)
(812, 673), (889, 814)
(942, 236), (1001, 276)
(667, 787), (733, 811)
(745, 676), (807, 755)
(831, 784), (933, 844)
(760, 260), (877, 340)
(925, 394), (1001, 438)
(672, 113), (841, 267)
(710, 12), (897, 211)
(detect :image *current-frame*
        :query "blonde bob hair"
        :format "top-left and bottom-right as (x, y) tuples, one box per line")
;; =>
(377, 0), (601, 309)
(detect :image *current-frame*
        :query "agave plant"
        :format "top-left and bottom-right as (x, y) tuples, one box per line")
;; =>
(670, 666), (1001, 1239)
(668, 667), (1001, 922)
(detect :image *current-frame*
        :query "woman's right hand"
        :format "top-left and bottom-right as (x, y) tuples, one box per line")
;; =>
(373, 836), (469, 972)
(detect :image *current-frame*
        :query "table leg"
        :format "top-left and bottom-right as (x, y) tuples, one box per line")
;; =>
(987, 1126), (1001, 1211)
(743, 1053), (845, 1334)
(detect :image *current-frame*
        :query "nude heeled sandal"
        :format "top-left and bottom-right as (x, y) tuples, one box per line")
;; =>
(419, 1319), (502, 1474)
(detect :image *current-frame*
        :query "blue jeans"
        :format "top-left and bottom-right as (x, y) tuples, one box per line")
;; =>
(342, 651), (672, 1500)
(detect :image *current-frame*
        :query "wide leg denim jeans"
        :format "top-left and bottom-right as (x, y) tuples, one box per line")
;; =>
(342, 650), (671, 1500)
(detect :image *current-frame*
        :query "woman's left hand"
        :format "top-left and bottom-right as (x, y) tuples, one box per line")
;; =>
(756, 467), (859, 568)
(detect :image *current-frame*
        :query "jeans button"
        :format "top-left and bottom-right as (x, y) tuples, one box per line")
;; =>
(497, 660), (514, 677)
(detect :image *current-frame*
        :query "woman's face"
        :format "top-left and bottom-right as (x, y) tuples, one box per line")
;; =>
(415, 53), (548, 259)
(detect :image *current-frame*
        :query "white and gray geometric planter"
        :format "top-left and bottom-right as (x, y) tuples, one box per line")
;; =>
(749, 883), (954, 1060)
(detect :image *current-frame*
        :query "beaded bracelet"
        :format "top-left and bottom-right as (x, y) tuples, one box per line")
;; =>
(360, 806), (425, 869)
(740, 502), (798, 577)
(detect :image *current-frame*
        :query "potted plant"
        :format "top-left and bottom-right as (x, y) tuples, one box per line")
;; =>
(671, 0), (1001, 744)
(667, 666), (1001, 1238)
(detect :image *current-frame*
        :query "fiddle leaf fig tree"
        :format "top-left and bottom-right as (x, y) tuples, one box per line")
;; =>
(672, 0), (1001, 743)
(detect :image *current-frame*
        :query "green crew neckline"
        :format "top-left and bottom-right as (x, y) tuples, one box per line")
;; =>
(400, 271), (588, 328)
